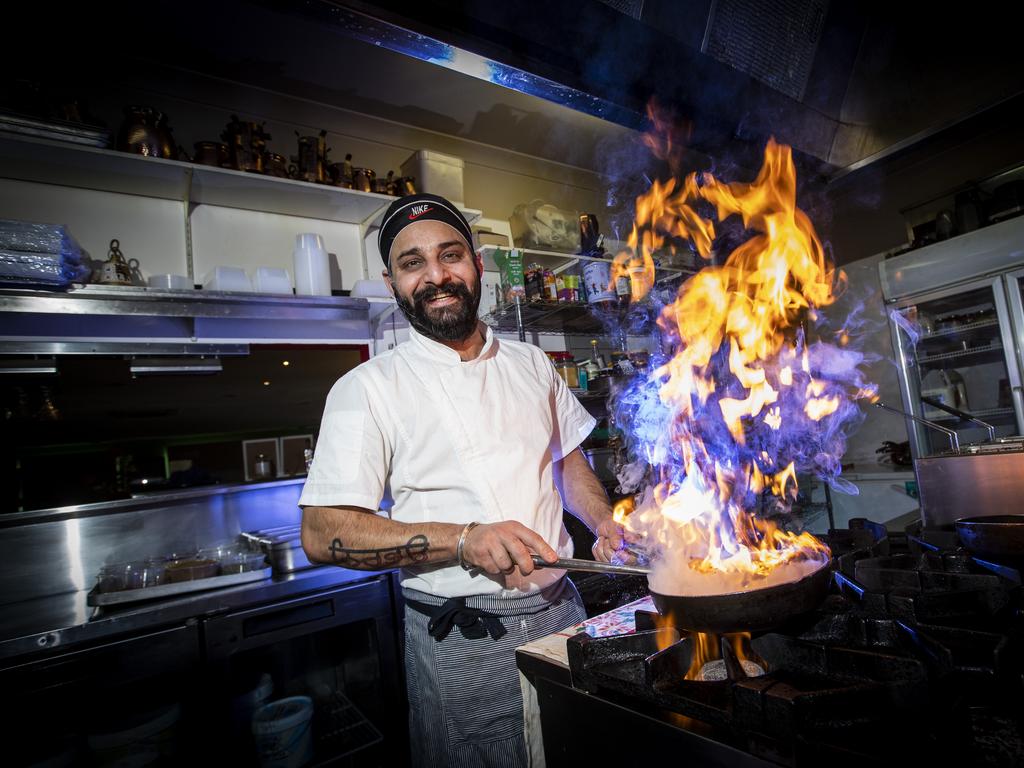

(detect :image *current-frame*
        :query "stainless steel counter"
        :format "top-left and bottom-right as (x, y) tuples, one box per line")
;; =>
(0, 564), (387, 662)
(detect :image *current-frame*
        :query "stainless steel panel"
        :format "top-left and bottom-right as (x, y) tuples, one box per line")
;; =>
(879, 215), (1024, 302)
(0, 285), (370, 321)
(0, 566), (382, 661)
(916, 451), (1024, 528)
(0, 340), (248, 356)
(0, 480), (306, 607)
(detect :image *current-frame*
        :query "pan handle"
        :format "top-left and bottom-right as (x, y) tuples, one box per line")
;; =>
(530, 554), (651, 576)
(874, 402), (959, 453)
(919, 396), (997, 441)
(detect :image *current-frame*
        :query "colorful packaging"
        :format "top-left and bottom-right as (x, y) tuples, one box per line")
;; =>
(494, 248), (526, 306)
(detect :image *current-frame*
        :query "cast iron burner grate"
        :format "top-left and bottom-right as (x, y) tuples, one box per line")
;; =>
(565, 519), (1024, 766)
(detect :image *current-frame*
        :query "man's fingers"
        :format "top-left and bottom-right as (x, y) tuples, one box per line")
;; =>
(489, 545), (514, 574)
(504, 538), (536, 575)
(509, 523), (557, 563)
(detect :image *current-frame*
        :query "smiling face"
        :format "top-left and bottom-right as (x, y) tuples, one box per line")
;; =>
(383, 219), (483, 342)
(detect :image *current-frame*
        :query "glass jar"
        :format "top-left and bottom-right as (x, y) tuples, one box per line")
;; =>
(549, 352), (580, 389)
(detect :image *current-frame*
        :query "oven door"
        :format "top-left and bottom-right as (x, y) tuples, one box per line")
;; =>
(200, 573), (405, 766)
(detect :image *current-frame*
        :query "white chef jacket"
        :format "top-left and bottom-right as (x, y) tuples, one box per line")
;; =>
(298, 323), (597, 598)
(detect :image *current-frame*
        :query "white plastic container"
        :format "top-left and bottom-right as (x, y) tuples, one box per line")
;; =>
(202, 266), (252, 292)
(147, 274), (192, 290)
(293, 234), (331, 297)
(254, 267), (293, 295)
(401, 150), (464, 206)
(252, 695), (314, 768)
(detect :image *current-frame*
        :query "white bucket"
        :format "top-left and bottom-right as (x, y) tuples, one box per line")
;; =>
(252, 696), (314, 768)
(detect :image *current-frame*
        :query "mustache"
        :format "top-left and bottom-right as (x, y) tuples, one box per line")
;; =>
(413, 281), (473, 308)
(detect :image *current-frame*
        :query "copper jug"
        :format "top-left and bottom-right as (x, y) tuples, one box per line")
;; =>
(117, 106), (178, 159)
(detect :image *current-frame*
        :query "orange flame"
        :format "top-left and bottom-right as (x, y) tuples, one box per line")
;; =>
(620, 122), (880, 598)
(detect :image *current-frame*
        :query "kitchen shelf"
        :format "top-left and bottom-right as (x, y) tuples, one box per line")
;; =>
(0, 284), (373, 349)
(0, 133), (418, 226)
(917, 342), (1004, 365)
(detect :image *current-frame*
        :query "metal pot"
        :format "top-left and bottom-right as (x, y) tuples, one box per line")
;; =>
(222, 115), (271, 173)
(193, 141), (230, 168)
(351, 167), (375, 193)
(263, 152), (294, 178)
(117, 105), (178, 159)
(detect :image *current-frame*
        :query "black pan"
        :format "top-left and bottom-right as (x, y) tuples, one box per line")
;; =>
(533, 555), (833, 633)
(955, 515), (1024, 563)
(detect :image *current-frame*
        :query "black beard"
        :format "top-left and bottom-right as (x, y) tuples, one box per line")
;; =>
(395, 278), (481, 341)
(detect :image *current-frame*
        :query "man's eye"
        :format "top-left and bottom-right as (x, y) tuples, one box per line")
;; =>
(401, 259), (422, 270)
(442, 252), (462, 261)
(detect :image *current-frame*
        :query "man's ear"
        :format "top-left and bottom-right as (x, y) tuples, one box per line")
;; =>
(382, 270), (395, 297)
(473, 250), (484, 274)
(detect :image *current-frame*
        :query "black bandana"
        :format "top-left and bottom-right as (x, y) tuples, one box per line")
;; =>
(377, 193), (475, 272)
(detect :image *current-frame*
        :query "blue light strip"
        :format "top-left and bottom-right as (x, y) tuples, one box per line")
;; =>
(319, 4), (644, 130)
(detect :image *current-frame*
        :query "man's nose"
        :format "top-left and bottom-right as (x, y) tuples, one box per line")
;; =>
(423, 257), (453, 285)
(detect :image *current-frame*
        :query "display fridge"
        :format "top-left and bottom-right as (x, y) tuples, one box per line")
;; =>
(879, 215), (1024, 460)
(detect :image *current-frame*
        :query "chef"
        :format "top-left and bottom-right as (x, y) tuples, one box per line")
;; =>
(299, 192), (630, 767)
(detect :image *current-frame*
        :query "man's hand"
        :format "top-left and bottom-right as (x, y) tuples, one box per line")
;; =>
(591, 517), (638, 564)
(461, 521), (557, 576)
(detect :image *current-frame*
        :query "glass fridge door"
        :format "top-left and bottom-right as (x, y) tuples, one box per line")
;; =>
(1003, 268), (1024, 426)
(891, 277), (1023, 458)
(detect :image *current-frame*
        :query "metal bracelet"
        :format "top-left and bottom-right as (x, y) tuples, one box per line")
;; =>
(456, 521), (480, 570)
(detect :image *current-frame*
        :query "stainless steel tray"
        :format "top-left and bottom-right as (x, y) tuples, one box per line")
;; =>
(87, 566), (272, 607)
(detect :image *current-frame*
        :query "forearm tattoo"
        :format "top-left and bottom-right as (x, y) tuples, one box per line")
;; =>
(328, 535), (430, 568)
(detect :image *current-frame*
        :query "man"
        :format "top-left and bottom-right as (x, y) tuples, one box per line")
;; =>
(299, 192), (629, 767)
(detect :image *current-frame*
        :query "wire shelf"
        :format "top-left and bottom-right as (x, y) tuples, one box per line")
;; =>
(917, 342), (1003, 364)
(920, 318), (1000, 340)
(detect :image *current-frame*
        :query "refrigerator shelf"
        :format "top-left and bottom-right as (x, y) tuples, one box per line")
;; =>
(930, 406), (1016, 422)
(917, 342), (1003, 365)
(920, 318), (999, 339)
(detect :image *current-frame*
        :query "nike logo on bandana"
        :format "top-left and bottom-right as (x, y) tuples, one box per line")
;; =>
(408, 204), (433, 220)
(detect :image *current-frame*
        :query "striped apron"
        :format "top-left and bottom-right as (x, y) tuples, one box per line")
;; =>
(403, 576), (585, 768)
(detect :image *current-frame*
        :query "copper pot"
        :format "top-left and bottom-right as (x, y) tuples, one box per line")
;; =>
(351, 167), (376, 193)
(193, 141), (230, 168)
(292, 130), (330, 184)
(263, 152), (294, 178)
(326, 161), (353, 187)
(222, 115), (271, 173)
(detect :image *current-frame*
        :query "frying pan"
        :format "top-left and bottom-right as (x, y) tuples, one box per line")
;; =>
(532, 555), (833, 633)
(955, 515), (1024, 563)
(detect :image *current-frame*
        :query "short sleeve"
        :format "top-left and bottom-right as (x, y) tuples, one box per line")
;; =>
(298, 369), (391, 511)
(548, 356), (597, 461)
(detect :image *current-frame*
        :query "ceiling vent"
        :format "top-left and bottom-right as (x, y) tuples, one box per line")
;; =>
(597, 0), (645, 21)
(702, 0), (828, 101)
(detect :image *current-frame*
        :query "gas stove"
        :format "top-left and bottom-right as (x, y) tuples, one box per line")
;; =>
(542, 520), (1024, 766)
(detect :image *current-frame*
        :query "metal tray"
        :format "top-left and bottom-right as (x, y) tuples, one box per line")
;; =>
(87, 566), (272, 607)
